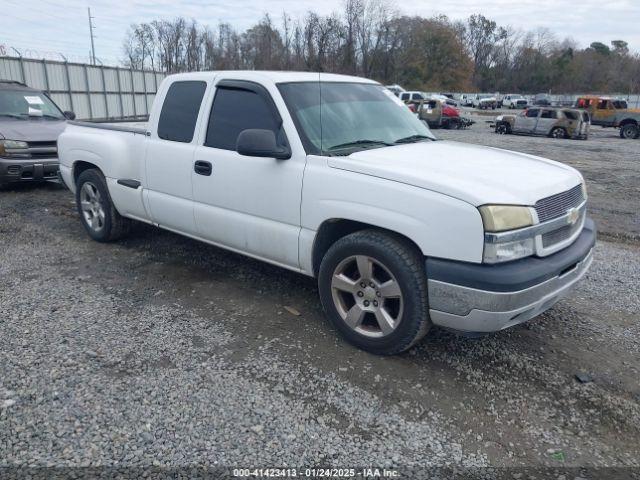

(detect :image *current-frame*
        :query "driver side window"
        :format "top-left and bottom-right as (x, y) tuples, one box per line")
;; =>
(526, 109), (540, 118)
(205, 86), (280, 151)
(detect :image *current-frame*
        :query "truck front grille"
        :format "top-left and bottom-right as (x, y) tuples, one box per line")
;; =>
(535, 184), (585, 223)
(542, 212), (584, 247)
(26, 141), (57, 159)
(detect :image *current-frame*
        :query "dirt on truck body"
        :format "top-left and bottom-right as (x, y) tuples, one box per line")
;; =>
(576, 96), (640, 139)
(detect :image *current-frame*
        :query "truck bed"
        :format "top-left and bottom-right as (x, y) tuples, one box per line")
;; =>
(67, 120), (148, 135)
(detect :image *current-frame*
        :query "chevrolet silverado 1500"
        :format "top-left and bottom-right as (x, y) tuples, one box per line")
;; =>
(58, 71), (596, 355)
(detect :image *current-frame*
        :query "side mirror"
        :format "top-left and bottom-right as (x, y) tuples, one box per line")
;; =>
(236, 129), (291, 160)
(64, 111), (76, 120)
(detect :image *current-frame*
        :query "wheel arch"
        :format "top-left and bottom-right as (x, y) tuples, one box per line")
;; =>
(73, 159), (103, 185)
(311, 219), (423, 277)
(619, 117), (638, 127)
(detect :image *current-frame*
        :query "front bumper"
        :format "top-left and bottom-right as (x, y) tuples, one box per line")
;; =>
(426, 219), (596, 333)
(0, 157), (59, 184)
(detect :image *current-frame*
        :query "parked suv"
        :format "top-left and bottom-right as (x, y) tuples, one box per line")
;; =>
(494, 107), (590, 139)
(575, 96), (640, 139)
(399, 91), (427, 102)
(0, 80), (74, 187)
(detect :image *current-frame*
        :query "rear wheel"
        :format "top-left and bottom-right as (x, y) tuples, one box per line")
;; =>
(75, 169), (131, 242)
(550, 127), (567, 139)
(620, 123), (639, 139)
(318, 230), (430, 355)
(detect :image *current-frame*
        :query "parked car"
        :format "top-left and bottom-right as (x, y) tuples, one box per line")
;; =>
(471, 94), (497, 109)
(0, 80), (74, 187)
(57, 71), (595, 355)
(575, 95), (640, 139)
(501, 94), (528, 109)
(494, 107), (590, 139)
(410, 99), (473, 129)
(533, 94), (552, 106)
(385, 84), (405, 97)
(399, 91), (427, 102)
(434, 94), (458, 107)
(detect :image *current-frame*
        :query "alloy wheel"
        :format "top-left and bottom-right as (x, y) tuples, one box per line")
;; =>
(330, 255), (403, 338)
(80, 182), (106, 232)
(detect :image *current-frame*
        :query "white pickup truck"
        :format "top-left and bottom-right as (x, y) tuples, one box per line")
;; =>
(58, 71), (596, 355)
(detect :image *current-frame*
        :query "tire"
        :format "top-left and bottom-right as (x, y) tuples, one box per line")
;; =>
(495, 123), (510, 135)
(318, 230), (431, 355)
(550, 127), (567, 139)
(75, 169), (131, 242)
(620, 123), (639, 139)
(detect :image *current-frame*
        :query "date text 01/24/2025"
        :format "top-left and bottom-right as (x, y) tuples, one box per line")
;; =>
(233, 467), (399, 478)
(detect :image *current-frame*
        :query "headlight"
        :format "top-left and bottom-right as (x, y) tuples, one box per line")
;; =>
(480, 205), (535, 263)
(479, 205), (533, 232)
(0, 139), (30, 158)
(581, 182), (587, 200)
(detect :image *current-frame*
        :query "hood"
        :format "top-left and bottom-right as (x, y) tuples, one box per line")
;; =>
(327, 140), (582, 206)
(0, 118), (67, 142)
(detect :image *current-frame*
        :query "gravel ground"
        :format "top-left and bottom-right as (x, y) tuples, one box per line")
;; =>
(1, 123), (639, 477)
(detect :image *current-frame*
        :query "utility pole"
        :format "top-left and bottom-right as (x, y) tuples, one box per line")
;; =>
(88, 7), (96, 65)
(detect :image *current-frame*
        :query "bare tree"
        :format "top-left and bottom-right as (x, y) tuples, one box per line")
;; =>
(120, 2), (640, 95)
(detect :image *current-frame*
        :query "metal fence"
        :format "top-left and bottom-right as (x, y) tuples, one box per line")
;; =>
(0, 56), (165, 121)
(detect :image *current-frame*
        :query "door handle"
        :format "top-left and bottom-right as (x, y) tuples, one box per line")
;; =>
(194, 160), (212, 176)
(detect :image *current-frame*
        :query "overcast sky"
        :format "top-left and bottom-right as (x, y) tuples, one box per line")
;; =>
(2, 0), (639, 65)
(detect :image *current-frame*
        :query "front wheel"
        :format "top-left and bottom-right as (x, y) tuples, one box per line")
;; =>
(318, 230), (430, 355)
(495, 123), (510, 135)
(620, 123), (639, 139)
(76, 169), (131, 242)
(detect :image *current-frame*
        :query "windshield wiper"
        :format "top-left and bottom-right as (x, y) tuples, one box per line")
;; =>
(394, 134), (433, 144)
(328, 139), (395, 151)
(0, 113), (25, 119)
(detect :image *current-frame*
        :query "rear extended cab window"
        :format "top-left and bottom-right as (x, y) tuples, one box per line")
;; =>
(157, 81), (207, 143)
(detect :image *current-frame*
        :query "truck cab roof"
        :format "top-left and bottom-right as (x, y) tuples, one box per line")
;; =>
(164, 71), (377, 85)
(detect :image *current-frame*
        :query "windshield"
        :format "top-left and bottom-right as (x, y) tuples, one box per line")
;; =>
(0, 89), (65, 119)
(278, 82), (436, 155)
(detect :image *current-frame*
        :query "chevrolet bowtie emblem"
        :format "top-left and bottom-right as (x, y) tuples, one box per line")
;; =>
(567, 208), (579, 225)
